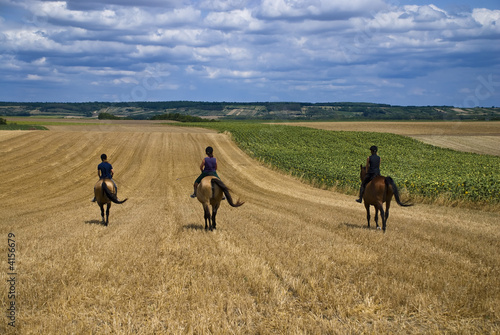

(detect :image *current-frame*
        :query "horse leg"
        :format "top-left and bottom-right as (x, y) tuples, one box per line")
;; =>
(105, 203), (111, 226)
(384, 199), (391, 230)
(203, 204), (211, 230)
(211, 204), (219, 230)
(364, 203), (371, 228)
(99, 204), (105, 224)
(378, 204), (386, 232)
(374, 206), (379, 229)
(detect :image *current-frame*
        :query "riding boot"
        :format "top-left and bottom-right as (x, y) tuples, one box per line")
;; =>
(356, 185), (365, 203)
(190, 183), (198, 198)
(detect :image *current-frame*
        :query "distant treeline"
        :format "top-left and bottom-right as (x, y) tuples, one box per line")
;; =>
(0, 101), (499, 121)
(150, 113), (217, 122)
(98, 111), (216, 122)
(97, 112), (135, 120)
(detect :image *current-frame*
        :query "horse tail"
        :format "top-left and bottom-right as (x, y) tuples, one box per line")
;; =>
(102, 182), (128, 204)
(385, 177), (413, 207)
(211, 179), (244, 207)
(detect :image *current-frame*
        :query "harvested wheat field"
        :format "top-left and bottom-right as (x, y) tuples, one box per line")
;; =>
(0, 121), (499, 334)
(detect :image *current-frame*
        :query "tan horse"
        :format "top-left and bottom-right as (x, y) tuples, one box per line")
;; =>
(94, 179), (127, 226)
(196, 176), (244, 230)
(360, 165), (412, 231)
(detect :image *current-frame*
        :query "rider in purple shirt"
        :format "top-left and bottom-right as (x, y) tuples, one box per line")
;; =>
(190, 146), (221, 198)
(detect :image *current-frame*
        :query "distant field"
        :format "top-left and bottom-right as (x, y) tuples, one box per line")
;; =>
(413, 135), (500, 156)
(279, 121), (500, 135)
(281, 121), (500, 156)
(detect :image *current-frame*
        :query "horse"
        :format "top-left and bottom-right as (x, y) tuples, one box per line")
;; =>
(94, 179), (128, 226)
(196, 176), (244, 231)
(359, 165), (413, 231)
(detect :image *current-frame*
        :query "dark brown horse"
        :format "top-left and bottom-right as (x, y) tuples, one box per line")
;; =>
(94, 179), (127, 226)
(359, 165), (412, 231)
(196, 176), (244, 230)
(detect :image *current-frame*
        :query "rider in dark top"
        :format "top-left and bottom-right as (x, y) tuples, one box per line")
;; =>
(191, 146), (220, 198)
(356, 146), (381, 203)
(92, 154), (117, 202)
(98, 157), (113, 180)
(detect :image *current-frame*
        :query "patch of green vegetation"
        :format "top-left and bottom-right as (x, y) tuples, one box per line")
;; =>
(6, 120), (99, 126)
(0, 122), (48, 130)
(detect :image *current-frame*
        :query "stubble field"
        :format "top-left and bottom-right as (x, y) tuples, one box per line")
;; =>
(0, 120), (499, 334)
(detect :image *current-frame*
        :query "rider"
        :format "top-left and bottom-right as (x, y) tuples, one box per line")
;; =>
(356, 145), (381, 203)
(190, 146), (220, 198)
(92, 154), (117, 202)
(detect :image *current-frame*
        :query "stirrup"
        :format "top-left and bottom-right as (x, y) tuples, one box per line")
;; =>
(355, 198), (362, 203)
(190, 193), (196, 198)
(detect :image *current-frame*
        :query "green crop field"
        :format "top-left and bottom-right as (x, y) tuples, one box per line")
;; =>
(192, 122), (500, 207)
(0, 123), (47, 130)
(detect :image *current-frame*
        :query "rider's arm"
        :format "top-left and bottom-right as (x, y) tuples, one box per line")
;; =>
(200, 158), (205, 172)
(365, 157), (370, 173)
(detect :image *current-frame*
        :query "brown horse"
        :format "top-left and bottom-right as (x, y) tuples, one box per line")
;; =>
(94, 179), (128, 226)
(359, 165), (412, 231)
(196, 176), (244, 230)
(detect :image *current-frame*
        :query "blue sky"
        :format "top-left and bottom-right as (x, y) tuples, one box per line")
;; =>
(0, 0), (499, 106)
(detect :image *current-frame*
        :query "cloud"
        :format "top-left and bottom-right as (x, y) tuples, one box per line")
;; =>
(205, 9), (262, 31)
(0, 0), (499, 106)
(52, 0), (187, 11)
(257, 0), (388, 21)
(26, 74), (43, 80)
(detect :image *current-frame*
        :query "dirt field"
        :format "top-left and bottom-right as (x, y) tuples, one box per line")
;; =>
(0, 121), (499, 334)
(283, 121), (500, 156)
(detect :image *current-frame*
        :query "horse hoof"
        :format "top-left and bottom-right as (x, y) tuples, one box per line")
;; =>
(377, 227), (381, 230)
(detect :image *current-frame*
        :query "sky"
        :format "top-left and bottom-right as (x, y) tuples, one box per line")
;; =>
(0, 0), (499, 107)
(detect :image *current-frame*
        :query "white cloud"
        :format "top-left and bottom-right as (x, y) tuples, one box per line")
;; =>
(205, 9), (262, 31)
(32, 57), (47, 65)
(258, 0), (387, 20)
(113, 77), (139, 85)
(155, 7), (202, 27)
(472, 8), (500, 31)
(199, 0), (250, 11)
(26, 74), (42, 80)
